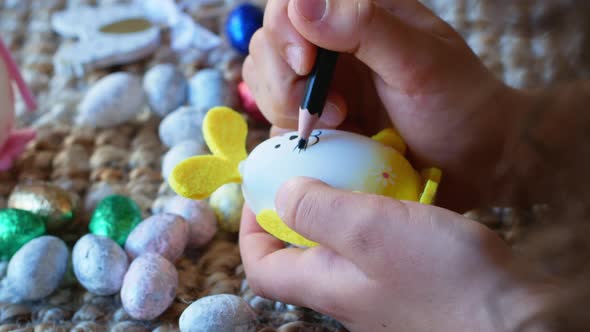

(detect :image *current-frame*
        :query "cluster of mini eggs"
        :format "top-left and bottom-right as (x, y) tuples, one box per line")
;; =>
(0, 181), (219, 320)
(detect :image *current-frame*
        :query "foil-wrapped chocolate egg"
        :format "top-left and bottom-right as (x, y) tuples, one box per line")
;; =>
(7, 182), (79, 231)
(89, 195), (143, 246)
(0, 208), (46, 261)
(225, 3), (263, 55)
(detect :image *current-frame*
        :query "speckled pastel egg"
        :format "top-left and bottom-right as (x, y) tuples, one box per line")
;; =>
(89, 195), (143, 246)
(162, 196), (217, 248)
(121, 253), (178, 320)
(72, 234), (129, 295)
(162, 140), (208, 180)
(188, 68), (238, 113)
(179, 294), (257, 332)
(225, 3), (264, 55)
(6, 236), (69, 301)
(159, 106), (206, 148)
(209, 183), (244, 233)
(124, 213), (188, 262)
(76, 72), (145, 128)
(8, 183), (79, 231)
(143, 64), (188, 117)
(0, 208), (46, 261)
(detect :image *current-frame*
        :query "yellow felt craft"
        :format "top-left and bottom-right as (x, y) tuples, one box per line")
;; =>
(202, 106), (248, 163)
(169, 106), (248, 200)
(257, 209), (318, 247)
(169, 155), (241, 200)
(168, 106), (443, 249)
(419, 168), (442, 204)
(372, 128), (407, 155)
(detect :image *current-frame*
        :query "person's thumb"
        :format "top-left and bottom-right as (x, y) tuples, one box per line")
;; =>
(287, 0), (458, 90)
(275, 176), (419, 270)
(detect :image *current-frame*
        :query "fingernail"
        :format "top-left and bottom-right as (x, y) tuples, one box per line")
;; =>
(285, 44), (304, 74)
(295, 0), (327, 22)
(320, 102), (343, 127)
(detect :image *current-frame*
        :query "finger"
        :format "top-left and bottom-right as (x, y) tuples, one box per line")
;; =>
(374, 0), (456, 36)
(239, 204), (365, 319)
(263, 0), (315, 75)
(270, 126), (292, 137)
(275, 177), (412, 270)
(287, 0), (459, 91)
(246, 28), (346, 129)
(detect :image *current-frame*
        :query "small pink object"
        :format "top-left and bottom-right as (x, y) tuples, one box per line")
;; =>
(0, 37), (37, 171)
(238, 81), (268, 124)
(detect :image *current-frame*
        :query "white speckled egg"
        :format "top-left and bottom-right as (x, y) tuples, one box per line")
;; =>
(121, 253), (178, 320)
(143, 64), (187, 117)
(125, 213), (188, 262)
(179, 294), (257, 332)
(188, 68), (238, 112)
(159, 106), (206, 148)
(76, 72), (145, 128)
(6, 236), (69, 301)
(72, 234), (129, 296)
(161, 196), (217, 248)
(162, 140), (207, 180)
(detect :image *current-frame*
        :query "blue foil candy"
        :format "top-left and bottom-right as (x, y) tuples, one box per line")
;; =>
(225, 3), (264, 55)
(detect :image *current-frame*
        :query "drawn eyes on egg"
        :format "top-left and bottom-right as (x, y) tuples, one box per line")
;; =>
(272, 131), (323, 151)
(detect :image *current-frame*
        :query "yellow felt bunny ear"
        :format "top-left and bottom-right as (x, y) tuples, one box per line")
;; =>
(203, 106), (248, 163)
(169, 107), (248, 200)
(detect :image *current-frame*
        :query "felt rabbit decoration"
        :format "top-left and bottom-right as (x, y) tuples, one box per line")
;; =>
(169, 107), (442, 248)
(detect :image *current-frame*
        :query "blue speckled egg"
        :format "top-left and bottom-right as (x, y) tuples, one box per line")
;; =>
(225, 3), (264, 55)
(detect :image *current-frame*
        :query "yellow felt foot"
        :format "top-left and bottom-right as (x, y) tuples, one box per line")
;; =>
(170, 155), (241, 200)
(256, 209), (318, 248)
(419, 168), (442, 204)
(372, 128), (407, 155)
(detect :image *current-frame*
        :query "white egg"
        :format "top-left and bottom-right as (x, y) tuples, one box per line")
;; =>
(239, 130), (422, 215)
(6, 236), (69, 301)
(72, 234), (129, 296)
(178, 294), (257, 332)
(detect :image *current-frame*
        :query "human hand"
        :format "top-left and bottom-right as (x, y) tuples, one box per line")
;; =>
(239, 177), (550, 332)
(242, 0), (530, 211)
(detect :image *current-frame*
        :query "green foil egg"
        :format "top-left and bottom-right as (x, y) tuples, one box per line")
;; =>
(89, 195), (142, 246)
(0, 209), (46, 261)
(209, 183), (244, 233)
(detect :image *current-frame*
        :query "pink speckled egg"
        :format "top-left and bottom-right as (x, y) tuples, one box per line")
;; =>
(120, 253), (178, 320)
(124, 213), (188, 262)
(162, 196), (217, 248)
